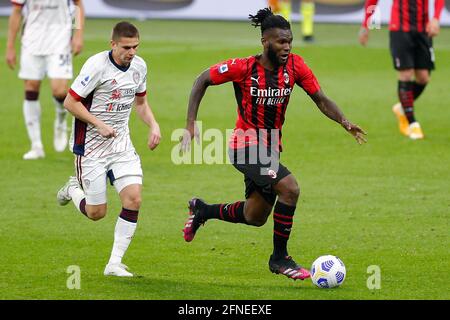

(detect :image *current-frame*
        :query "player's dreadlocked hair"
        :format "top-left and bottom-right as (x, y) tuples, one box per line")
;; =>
(249, 7), (291, 34)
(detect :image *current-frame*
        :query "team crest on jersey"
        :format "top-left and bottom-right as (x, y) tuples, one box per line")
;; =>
(111, 79), (117, 86)
(133, 71), (140, 84)
(283, 72), (289, 84)
(106, 103), (114, 112)
(111, 89), (122, 100)
(267, 169), (277, 179)
(219, 64), (229, 74)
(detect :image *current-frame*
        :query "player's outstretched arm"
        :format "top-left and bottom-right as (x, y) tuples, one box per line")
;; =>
(64, 94), (116, 138)
(180, 69), (213, 153)
(72, 0), (85, 56)
(134, 95), (161, 150)
(310, 89), (367, 145)
(6, 5), (22, 69)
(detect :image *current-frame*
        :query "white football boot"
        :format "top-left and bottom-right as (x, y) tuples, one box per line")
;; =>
(54, 117), (68, 152)
(57, 176), (79, 206)
(23, 147), (45, 160)
(104, 263), (133, 277)
(408, 122), (424, 140)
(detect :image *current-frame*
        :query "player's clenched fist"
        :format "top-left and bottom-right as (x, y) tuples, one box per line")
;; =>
(97, 123), (116, 138)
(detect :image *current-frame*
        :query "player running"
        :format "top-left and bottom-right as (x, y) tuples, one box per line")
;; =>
(6, 0), (85, 159)
(359, 0), (445, 139)
(56, 22), (161, 277)
(181, 8), (366, 281)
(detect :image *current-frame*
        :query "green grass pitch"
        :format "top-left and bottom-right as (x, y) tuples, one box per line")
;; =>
(0, 18), (449, 300)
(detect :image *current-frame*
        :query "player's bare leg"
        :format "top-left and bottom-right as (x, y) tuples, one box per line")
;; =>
(242, 191), (273, 226)
(104, 183), (141, 277)
(23, 79), (44, 159)
(415, 69), (430, 86)
(50, 78), (69, 152)
(269, 174), (310, 280)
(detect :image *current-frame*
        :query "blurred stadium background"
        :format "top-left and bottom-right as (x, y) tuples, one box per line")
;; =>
(0, 0), (449, 300)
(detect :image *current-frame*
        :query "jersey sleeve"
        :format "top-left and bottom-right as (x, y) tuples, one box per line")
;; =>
(69, 56), (102, 101)
(293, 55), (320, 95)
(434, 0), (445, 20)
(362, 0), (380, 28)
(136, 63), (147, 97)
(10, 0), (25, 7)
(209, 58), (247, 85)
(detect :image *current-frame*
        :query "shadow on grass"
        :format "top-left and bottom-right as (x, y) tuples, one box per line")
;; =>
(81, 275), (325, 300)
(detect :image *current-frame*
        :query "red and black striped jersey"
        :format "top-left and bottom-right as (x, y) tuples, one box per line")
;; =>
(362, 0), (445, 33)
(209, 54), (320, 150)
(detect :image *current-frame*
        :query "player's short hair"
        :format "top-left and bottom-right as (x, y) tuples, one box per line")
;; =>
(249, 7), (291, 35)
(112, 21), (140, 41)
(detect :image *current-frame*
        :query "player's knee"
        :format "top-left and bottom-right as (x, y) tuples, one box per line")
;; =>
(87, 207), (107, 221)
(24, 80), (41, 93)
(280, 185), (300, 205)
(124, 195), (141, 211)
(415, 74), (430, 85)
(398, 70), (414, 82)
(52, 90), (67, 100)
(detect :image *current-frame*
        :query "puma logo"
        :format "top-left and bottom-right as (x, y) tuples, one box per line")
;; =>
(251, 76), (260, 84)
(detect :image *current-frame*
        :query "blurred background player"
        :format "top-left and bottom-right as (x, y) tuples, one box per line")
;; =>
(181, 8), (366, 281)
(56, 22), (161, 277)
(268, 0), (316, 42)
(359, 0), (445, 140)
(6, 0), (85, 159)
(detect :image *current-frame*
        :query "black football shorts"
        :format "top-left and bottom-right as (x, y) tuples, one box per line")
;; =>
(229, 146), (291, 206)
(389, 31), (435, 70)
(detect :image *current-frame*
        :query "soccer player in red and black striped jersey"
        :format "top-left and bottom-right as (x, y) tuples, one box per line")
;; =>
(181, 8), (366, 281)
(359, 0), (445, 139)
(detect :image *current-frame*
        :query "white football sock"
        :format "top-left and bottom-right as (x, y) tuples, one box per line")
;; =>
(69, 186), (86, 213)
(53, 97), (67, 125)
(108, 217), (137, 265)
(23, 99), (43, 150)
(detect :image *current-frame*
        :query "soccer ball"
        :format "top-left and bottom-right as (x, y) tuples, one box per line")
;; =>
(311, 255), (346, 289)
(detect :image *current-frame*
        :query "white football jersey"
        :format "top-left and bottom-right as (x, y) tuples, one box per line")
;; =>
(12, 0), (73, 55)
(69, 50), (147, 158)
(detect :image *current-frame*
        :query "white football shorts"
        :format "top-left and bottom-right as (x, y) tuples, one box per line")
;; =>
(74, 149), (143, 205)
(19, 49), (73, 80)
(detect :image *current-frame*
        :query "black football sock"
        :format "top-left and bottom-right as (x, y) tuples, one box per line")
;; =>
(119, 208), (139, 223)
(413, 82), (427, 100)
(398, 81), (416, 124)
(79, 198), (87, 216)
(272, 201), (296, 260)
(200, 201), (248, 224)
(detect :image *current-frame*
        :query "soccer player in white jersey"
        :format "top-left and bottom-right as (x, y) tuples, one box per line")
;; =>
(56, 22), (161, 277)
(6, 0), (85, 159)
